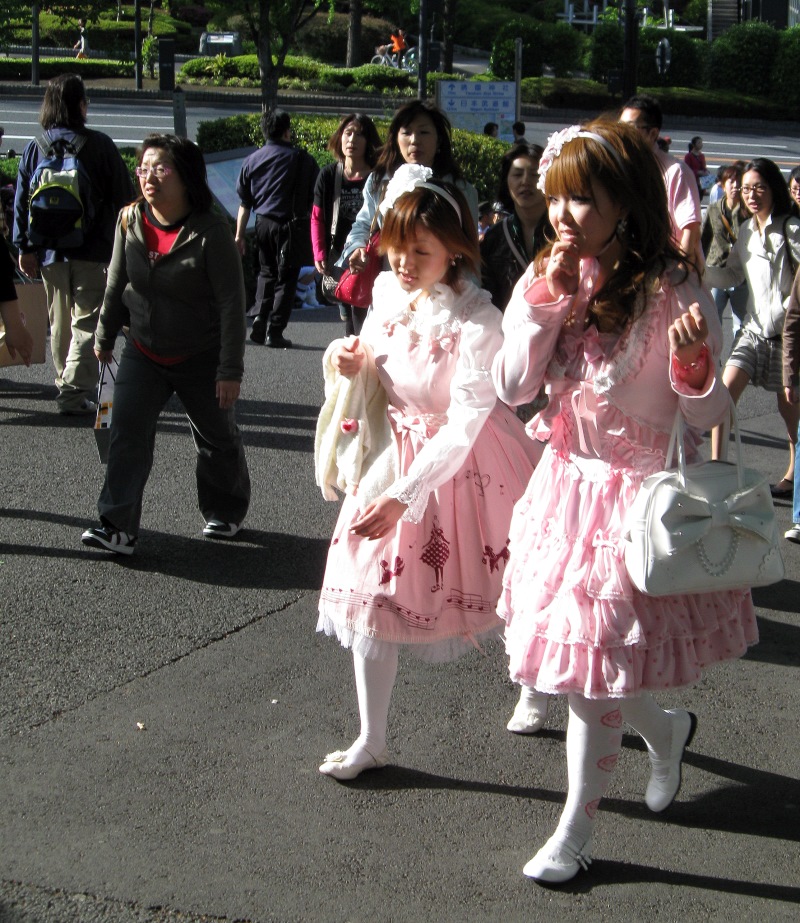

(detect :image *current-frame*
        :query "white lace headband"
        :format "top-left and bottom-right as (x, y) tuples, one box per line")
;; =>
(379, 163), (462, 222)
(537, 126), (625, 193)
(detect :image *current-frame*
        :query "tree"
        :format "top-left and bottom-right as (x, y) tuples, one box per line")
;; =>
(347, 0), (362, 67)
(231, 0), (330, 110)
(0, 0), (30, 47)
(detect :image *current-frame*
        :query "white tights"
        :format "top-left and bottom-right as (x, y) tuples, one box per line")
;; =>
(553, 692), (674, 851)
(349, 645), (399, 759)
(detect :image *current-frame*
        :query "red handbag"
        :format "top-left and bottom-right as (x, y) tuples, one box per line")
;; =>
(334, 232), (382, 308)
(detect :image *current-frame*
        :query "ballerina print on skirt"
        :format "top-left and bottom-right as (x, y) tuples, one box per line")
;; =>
(420, 515), (450, 591)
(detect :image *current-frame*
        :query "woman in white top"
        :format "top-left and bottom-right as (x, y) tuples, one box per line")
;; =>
(706, 157), (800, 496)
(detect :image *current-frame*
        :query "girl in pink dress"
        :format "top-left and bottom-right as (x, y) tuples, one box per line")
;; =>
(317, 165), (538, 780)
(492, 121), (757, 883)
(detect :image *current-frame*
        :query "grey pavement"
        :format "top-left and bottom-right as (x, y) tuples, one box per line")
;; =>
(1, 304), (799, 922)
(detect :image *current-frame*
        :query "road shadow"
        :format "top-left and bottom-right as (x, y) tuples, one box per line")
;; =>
(0, 508), (330, 590)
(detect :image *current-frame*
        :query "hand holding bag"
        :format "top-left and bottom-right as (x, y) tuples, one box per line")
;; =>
(334, 231), (382, 309)
(320, 163), (344, 305)
(623, 406), (784, 596)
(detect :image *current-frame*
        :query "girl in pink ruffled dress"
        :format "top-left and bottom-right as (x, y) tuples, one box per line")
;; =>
(492, 121), (758, 884)
(317, 165), (538, 781)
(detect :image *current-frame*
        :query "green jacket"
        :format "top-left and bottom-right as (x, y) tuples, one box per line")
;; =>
(96, 203), (246, 381)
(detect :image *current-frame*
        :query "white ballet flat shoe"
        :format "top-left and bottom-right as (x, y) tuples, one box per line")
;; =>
(319, 746), (389, 781)
(645, 709), (698, 812)
(507, 695), (549, 735)
(523, 836), (593, 884)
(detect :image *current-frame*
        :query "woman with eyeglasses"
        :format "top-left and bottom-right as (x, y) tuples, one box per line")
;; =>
(81, 134), (251, 556)
(788, 166), (800, 218)
(700, 163), (749, 334)
(706, 157), (800, 498)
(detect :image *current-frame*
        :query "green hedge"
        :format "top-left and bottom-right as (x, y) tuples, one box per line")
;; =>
(490, 19), (583, 80)
(294, 13), (397, 66)
(771, 26), (800, 109)
(637, 28), (706, 89)
(196, 113), (508, 202)
(588, 22), (625, 83)
(706, 22), (779, 97)
(0, 58), (135, 80)
(8, 6), (194, 55)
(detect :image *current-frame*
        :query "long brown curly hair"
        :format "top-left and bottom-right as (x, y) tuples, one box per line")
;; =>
(535, 119), (690, 333)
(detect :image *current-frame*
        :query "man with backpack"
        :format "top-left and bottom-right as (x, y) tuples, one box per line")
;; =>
(13, 73), (134, 415)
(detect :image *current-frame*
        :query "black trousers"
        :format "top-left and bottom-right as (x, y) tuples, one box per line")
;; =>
(252, 214), (301, 334)
(99, 341), (251, 536)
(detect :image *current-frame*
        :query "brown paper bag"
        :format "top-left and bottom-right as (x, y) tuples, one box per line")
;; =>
(0, 281), (47, 367)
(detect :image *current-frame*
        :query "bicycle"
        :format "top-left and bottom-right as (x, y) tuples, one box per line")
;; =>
(370, 46), (418, 74)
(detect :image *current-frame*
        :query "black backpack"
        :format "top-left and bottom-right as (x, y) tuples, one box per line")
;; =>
(27, 131), (94, 250)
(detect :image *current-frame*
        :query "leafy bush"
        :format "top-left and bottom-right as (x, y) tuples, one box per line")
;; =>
(196, 113), (507, 202)
(295, 13), (396, 66)
(349, 63), (413, 92)
(9, 7), (195, 54)
(771, 26), (800, 110)
(588, 21), (624, 83)
(490, 20), (545, 80)
(637, 28), (706, 88)
(456, 1), (534, 51)
(0, 57), (134, 80)
(175, 5), (213, 28)
(706, 22), (779, 97)
(490, 19), (583, 80)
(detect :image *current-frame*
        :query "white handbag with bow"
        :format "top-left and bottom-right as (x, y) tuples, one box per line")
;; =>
(623, 407), (784, 596)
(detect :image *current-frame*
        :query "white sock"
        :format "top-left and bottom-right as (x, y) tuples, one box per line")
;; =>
(620, 693), (674, 774)
(518, 686), (549, 712)
(552, 694), (624, 850)
(343, 645), (398, 764)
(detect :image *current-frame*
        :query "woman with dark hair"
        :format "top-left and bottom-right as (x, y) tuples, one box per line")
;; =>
(312, 113), (382, 335)
(12, 72), (134, 415)
(339, 99), (479, 283)
(480, 142), (548, 312)
(493, 120), (755, 883)
(700, 162), (749, 331)
(789, 165), (800, 218)
(81, 134), (250, 555)
(706, 157), (800, 497)
(684, 135), (709, 196)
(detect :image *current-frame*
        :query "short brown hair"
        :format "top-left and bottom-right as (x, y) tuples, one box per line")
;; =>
(379, 181), (479, 290)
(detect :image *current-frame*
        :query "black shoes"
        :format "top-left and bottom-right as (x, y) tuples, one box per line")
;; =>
(249, 318), (266, 344)
(250, 318), (292, 348)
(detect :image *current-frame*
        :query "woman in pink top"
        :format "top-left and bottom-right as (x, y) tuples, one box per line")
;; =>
(492, 120), (756, 885)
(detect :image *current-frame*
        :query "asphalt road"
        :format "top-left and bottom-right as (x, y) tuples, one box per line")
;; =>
(1, 301), (798, 922)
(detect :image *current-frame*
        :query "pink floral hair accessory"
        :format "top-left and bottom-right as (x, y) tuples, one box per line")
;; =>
(537, 125), (625, 193)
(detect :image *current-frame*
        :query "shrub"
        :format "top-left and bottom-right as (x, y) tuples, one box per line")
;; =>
(588, 21), (624, 83)
(175, 5), (213, 28)
(196, 113), (506, 203)
(0, 57), (134, 81)
(456, 0), (532, 51)
(771, 26), (800, 110)
(541, 22), (585, 78)
(490, 19), (582, 80)
(706, 22), (779, 96)
(490, 20), (545, 80)
(637, 28), (706, 89)
(295, 13), (396, 66)
(349, 63), (413, 93)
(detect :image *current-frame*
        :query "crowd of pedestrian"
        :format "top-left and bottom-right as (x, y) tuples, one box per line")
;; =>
(5, 73), (800, 889)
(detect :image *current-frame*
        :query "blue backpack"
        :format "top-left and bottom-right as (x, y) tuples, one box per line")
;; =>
(27, 131), (94, 250)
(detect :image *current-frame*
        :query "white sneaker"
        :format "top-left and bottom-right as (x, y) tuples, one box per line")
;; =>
(523, 835), (592, 883)
(203, 520), (241, 539)
(81, 525), (136, 556)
